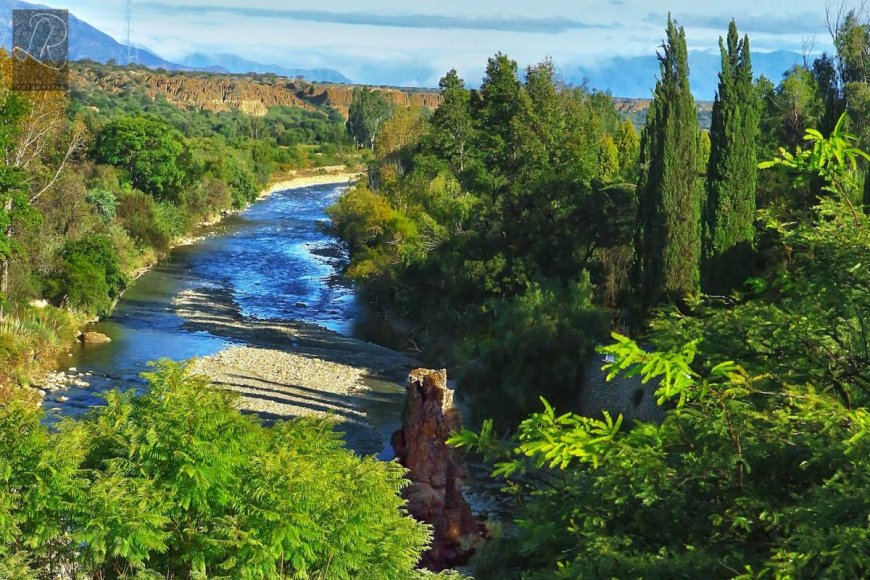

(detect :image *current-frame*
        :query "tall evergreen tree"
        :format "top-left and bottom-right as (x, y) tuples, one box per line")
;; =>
(472, 52), (522, 193)
(429, 69), (475, 176)
(702, 20), (760, 293)
(634, 16), (701, 314)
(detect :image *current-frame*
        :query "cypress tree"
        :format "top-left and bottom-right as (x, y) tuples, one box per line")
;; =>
(703, 20), (759, 293)
(634, 16), (701, 314)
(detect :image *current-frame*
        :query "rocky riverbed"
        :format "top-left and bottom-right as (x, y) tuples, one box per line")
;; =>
(177, 286), (418, 455)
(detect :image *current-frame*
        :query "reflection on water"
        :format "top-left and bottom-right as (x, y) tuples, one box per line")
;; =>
(44, 183), (365, 421)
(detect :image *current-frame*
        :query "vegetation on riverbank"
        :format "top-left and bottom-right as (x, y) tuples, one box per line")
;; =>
(328, 11), (870, 578)
(0, 361), (438, 578)
(1, 2), (870, 576)
(0, 53), (367, 392)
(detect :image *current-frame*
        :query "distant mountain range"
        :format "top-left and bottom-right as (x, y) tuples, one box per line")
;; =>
(0, 0), (808, 97)
(180, 53), (351, 84)
(0, 0), (352, 83)
(566, 50), (807, 99)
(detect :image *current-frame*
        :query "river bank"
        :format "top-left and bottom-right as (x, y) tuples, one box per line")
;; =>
(30, 180), (422, 459)
(178, 286), (417, 454)
(17, 170), (363, 397)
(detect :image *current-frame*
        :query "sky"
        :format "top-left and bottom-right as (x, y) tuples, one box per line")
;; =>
(54, 0), (834, 86)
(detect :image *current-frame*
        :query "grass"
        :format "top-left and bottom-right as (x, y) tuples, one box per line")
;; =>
(0, 304), (84, 397)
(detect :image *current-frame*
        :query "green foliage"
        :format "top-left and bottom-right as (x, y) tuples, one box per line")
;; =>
(615, 119), (640, 182)
(329, 53), (638, 424)
(115, 189), (172, 252)
(459, 274), (610, 427)
(703, 20), (760, 294)
(835, 9), (870, 85)
(654, 124), (870, 408)
(85, 189), (118, 222)
(347, 87), (393, 149)
(93, 116), (193, 201)
(453, 334), (870, 578)
(0, 362), (432, 577)
(759, 111), (870, 205)
(44, 235), (127, 315)
(428, 70), (475, 175)
(634, 16), (702, 314)
(469, 52), (522, 194)
(0, 305), (82, 387)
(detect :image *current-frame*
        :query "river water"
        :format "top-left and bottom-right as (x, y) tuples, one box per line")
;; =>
(43, 183), (405, 454)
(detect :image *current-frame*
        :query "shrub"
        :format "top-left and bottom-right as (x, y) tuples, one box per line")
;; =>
(116, 190), (171, 252)
(45, 235), (127, 315)
(459, 273), (610, 427)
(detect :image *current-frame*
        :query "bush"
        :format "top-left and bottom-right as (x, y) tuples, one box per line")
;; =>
(45, 235), (127, 315)
(0, 305), (82, 389)
(116, 190), (172, 252)
(85, 189), (118, 222)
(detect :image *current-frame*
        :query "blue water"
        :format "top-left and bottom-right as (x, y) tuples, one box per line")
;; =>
(44, 182), (359, 419)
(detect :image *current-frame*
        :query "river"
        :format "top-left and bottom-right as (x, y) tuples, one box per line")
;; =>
(42, 182), (407, 457)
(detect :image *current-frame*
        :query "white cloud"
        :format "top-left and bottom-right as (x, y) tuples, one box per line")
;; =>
(53, 0), (834, 85)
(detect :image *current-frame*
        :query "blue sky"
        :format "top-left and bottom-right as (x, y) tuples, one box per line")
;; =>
(55, 0), (833, 85)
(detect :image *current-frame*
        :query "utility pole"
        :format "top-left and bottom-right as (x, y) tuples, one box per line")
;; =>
(122, 0), (138, 65)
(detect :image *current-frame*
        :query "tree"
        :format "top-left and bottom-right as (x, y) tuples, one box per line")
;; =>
(0, 51), (86, 301)
(813, 53), (846, 135)
(471, 52), (522, 193)
(834, 8), (870, 84)
(634, 16), (701, 314)
(615, 119), (640, 182)
(373, 106), (428, 187)
(702, 20), (760, 294)
(346, 88), (393, 149)
(93, 115), (192, 202)
(452, 334), (870, 578)
(429, 69), (475, 176)
(0, 362), (434, 577)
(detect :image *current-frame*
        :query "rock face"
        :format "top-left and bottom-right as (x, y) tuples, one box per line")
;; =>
(71, 65), (442, 118)
(392, 368), (483, 570)
(80, 331), (112, 344)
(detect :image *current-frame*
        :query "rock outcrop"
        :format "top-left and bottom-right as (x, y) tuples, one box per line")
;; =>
(392, 368), (483, 570)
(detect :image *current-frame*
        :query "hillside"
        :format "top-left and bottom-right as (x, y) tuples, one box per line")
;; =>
(71, 62), (442, 117)
(613, 97), (715, 129)
(0, 0), (351, 83)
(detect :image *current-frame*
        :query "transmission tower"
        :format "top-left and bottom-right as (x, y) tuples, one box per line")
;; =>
(122, 0), (138, 65)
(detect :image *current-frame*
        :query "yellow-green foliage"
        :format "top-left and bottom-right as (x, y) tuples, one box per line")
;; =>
(0, 361), (433, 578)
(0, 305), (82, 390)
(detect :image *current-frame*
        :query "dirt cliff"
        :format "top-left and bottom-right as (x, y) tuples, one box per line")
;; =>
(71, 64), (441, 117)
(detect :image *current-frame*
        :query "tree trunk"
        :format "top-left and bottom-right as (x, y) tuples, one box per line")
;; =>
(1, 196), (11, 302)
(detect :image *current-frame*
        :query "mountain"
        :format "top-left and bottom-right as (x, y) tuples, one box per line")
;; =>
(565, 50), (807, 99)
(0, 0), (183, 69)
(0, 0), (352, 83)
(181, 53), (351, 84)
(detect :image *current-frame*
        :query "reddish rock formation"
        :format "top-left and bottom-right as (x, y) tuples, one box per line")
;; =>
(392, 368), (484, 571)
